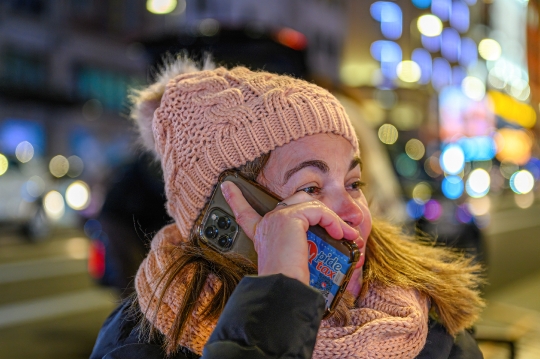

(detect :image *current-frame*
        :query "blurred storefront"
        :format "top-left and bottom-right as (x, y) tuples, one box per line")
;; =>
(339, 0), (540, 245)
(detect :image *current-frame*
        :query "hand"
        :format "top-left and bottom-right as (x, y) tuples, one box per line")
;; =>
(221, 181), (360, 285)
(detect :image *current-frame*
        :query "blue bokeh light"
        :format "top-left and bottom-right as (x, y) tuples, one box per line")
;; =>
(431, 0), (451, 21)
(412, 48), (432, 84)
(371, 2), (402, 39)
(421, 34), (441, 53)
(406, 199), (426, 219)
(457, 136), (497, 161)
(459, 37), (478, 68)
(432, 57), (452, 91)
(371, 41), (402, 79)
(442, 176), (464, 199)
(412, 0), (432, 9)
(441, 28), (461, 63)
(450, 0), (470, 33)
(452, 66), (467, 86)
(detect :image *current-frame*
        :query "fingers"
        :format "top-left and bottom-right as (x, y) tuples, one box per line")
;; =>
(221, 181), (261, 240)
(272, 192), (360, 242)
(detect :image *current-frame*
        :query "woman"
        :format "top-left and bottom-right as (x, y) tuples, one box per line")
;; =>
(91, 58), (484, 359)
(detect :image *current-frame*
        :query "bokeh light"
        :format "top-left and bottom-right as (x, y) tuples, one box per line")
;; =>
(412, 48), (432, 84)
(456, 203), (473, 223)
(405, 139), (426, 160)
(466, 168), (490, 198)
(450, 0), (470, 33)
(478, 38), (502, 61)
(370, 1), (403, 39)
(432, 57), (451, 91)
(0, 154), (8, 176)
(67, 155), (84, 178)
(425, 156), (443, 178)
(442, 176), (464, 199)
(461, 76), (485, 101)
(66, 181), (91, 210)
(50, 155), (70, 178)
(510, 170), (534, 194)
(26, 176), (46, 198)
(441, 28), (460, 63)
(397, 61), (421, 82)
(44, 190), (65, 220)
(494, 129), (532, 165)
(499, 161), (519, 179)
(378, 124), (399, 144)
(412, 182), (432, 204)
(431, 0), (451, 21)
(146, 0), (177, 14)
(424, 199), (443, 221)
(406, 199), (425, 219)
(440, 144), (465, 175)
(459, 37), (478, 68)
(412, 0), (431, 9)
(396, 153), (419, 177)
(467, 196), (491, 216)
(514, 192), (534, 209)
(15, 141), (34, 163)
(417, 14), (443, 37)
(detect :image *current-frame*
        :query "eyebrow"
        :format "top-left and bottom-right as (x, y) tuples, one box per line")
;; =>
(282, 156), (363, 185)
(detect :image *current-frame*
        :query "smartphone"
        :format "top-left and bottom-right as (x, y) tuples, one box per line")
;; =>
(195, 170), (360, 318)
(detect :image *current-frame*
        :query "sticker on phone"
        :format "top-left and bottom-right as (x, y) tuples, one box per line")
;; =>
(307, 231), (351, 309)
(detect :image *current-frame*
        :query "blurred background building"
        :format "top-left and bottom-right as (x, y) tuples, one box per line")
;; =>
(1, 0), (540, 358)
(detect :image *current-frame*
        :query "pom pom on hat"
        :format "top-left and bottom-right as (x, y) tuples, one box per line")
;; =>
(129, 55), (215, 157)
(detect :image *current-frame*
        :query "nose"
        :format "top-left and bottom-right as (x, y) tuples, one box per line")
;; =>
(325, 190), (364, 229)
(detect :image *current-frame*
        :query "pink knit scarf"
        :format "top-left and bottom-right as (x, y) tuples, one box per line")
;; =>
(136, 224), (430, 358)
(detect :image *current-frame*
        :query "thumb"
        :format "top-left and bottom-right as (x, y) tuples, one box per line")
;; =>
(221, 181), (261, 240)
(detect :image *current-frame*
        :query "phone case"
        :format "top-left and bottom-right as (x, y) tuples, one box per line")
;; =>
(195, 170), (360, 317)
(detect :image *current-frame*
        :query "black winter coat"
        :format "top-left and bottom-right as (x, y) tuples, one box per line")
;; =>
(90, 274), (483, 359)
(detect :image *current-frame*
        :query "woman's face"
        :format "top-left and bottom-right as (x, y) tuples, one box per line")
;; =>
(258, 133), (372, 271)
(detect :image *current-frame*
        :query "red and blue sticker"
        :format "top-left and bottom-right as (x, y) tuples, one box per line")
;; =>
(307, 231), (350, 308)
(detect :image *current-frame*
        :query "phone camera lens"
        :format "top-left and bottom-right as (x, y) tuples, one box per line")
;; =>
(218, 235), (233, 248)
(204, 226), (218, 239)
(217, 216), (231, 230)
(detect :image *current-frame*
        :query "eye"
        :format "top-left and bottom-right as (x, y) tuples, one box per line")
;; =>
(349, 181), (366, 191)
(299, 186), (322, 195)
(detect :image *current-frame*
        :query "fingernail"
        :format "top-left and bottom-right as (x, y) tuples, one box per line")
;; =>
(221, 182), (230, 199)
(355, 252), (364, 268)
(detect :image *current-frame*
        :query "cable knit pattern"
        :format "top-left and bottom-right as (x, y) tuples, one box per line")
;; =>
(151, 67), (358, 238)
(136, 224), (430, 359)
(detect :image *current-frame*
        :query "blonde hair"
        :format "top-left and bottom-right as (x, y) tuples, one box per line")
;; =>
(362, 219), (485, 335)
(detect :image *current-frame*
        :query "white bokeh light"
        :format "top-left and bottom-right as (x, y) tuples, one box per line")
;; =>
(462, 77), (485, 101)
(510, 170), (534, 194)
(417, 15), (443, 37)
(466, 169), (490, 198)
(440, 145), (465, 175)
(66, 181), (91, 210)
(44, 190), (65, 220)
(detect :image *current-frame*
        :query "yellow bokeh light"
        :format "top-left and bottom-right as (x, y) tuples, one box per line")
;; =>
(488, 91), (536, 128)
(397, 61), (421, 83)
(44, 190), (65, 220)
(15, 141), (34, 163)
(514, 192), (534, 209)
(467, 196), (491, 216)
(146, 0), (177, 14)
(49, 155), (69, 178)
(0, 154), (8, 176)
(378, 124), (399, 145)
(417, 15), (443, 37)
(412, 182), (432, 204)
(405, 139), (425, 160)
(494, 129), (532, 165)
(66, 181), (91, 210)
(478, 39), (502, 61)
(461, 77), (485, 101)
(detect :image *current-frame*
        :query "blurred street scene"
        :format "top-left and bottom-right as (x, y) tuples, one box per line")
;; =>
(1, 0), (540, 358)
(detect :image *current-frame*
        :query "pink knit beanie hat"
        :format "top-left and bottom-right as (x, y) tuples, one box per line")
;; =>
(131, 57), (358, 238)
